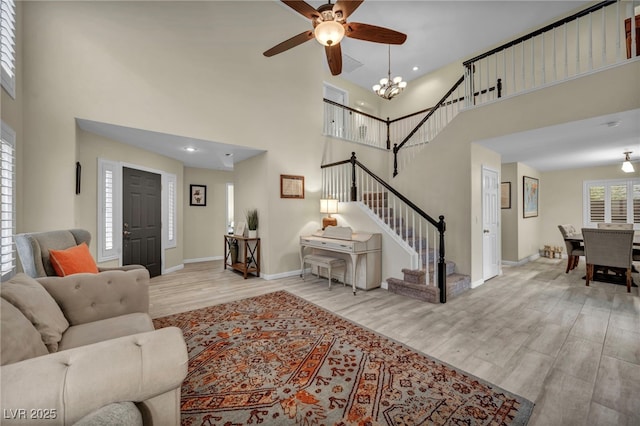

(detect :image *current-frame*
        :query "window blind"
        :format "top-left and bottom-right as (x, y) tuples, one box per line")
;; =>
(1, 0), (16, 98)
(584, 179), (640, 228)
(1, 121), (15, 279)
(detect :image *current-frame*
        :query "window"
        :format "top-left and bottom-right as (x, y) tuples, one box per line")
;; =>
(97, 159), (120, 262)
(226, 183), (234, 233)
(164, 173), (177, 248)
(584, 178), (640, 228)
(1, 121), (15, 279)
(1, 0), (16, 98)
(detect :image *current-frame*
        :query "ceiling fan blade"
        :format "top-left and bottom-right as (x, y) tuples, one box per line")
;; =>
(281, 0), (320, 20)
(325, 44), (342, 76)
(333, 0), (364, 20)
(345, 22), (407, 45)
(263, 30), (314, 57)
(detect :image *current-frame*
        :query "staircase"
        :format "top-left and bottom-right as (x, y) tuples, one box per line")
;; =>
(362, 192), (471, 303)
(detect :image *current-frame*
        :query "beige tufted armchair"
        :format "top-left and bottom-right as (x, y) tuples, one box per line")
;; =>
(15, 229), (143, 278)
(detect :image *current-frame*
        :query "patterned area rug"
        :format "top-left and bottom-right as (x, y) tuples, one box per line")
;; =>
(153, 291), (534, 426)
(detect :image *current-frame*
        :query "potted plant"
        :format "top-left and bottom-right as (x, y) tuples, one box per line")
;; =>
(246, 209), (258, 238)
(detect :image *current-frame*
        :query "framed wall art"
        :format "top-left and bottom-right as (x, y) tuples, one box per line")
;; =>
(190, 184), (207, 206)
(523, 176), (538, 218)
(500, 182), (511, 209)
(280, 175), (304, 199)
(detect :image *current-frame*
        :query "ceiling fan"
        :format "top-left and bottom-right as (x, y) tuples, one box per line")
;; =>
(263, 0), (407, 76)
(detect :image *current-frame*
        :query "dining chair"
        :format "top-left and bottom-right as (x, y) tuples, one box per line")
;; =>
(597, 223), (633, 230)
(581, 228), (634, 293)
(558, 224), (584, 273)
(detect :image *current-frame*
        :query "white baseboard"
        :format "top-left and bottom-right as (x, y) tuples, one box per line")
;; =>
(184, 256), (223, 264)
(164, 264), (184, 274)
(502, 253), (541, 267)
(263, 269), (305, 280)
(470, 279), (485, 289)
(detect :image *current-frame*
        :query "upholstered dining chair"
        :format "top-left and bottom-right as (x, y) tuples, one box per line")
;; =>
(15, 229), (143, 278)
(597, 223), (634, 230)
(582, 228), (635, 293)
(558, 224), (584, 273)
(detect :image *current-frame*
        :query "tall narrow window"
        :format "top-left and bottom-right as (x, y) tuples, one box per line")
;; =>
(164, 173), (177, 248)
(226, 183), (234, 233)
(1, 0), (16, 98)
(1, 121), (15, 279)
(98, 159), (120, 261)
(584, 179), (640, 228)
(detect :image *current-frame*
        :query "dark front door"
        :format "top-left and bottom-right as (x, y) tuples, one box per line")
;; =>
(123, 167), (162, 277)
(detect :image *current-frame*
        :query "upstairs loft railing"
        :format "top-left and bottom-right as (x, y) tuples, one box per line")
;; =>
(323, 75), (500, 176)
(323, 1), (637, 176)
(465, 0), (636, 104)
(321, 152), (449, 303)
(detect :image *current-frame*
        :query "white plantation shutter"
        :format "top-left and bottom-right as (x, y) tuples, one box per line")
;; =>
(634, 183), (640, 223)
(1, 121), (15, 279)
(1, 0), (16, 98)
(584, 179), (640, 228)
(164, 173), (177, 248)
(98, 159), (120, 261)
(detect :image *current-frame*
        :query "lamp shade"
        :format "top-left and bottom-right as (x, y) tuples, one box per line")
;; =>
(314, 21), (345, 46)
(320, 198), (338, 214)
(622, 151), (635, 173)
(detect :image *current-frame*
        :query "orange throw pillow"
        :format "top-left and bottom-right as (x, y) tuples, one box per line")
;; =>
(49, 243), (99, 277)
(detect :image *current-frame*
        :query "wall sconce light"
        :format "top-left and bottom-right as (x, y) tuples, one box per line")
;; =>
(622, 151), (635, 173)
(320, 198), (338, 230)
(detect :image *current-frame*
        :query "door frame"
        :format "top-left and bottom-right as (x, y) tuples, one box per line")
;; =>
(99, 160), (174, 274)
(323, 82), (349, 138)
(481, 165), (501, 281)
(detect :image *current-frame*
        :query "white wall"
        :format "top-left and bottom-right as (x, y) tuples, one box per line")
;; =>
(501, 163), (519, 262)
(541, 163), (639, 251)
(183, 167), (233, 262)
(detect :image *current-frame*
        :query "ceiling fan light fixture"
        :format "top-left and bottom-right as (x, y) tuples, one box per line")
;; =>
(314, 20), (345, 46)
(622, 151), (635, 173)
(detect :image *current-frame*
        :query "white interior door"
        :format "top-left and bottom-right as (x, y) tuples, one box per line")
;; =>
(482, 167), (500, 280)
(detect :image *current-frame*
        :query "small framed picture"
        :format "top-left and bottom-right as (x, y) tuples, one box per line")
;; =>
(235, 221), (246, 237)
(280, 175), (304, 199)
(523, 176), (539, 218)
(501, 182), (511, 209)
(190, 184), (207, 206)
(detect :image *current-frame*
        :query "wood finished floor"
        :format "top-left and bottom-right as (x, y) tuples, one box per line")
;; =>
(149, 258), (640, 425)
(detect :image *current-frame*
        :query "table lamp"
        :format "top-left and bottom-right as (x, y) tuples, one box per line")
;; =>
(320, 198), (338, 230)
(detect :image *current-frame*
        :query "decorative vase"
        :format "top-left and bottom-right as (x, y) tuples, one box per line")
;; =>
(248, 229), (257, 238)
(230, 239), (238, 264)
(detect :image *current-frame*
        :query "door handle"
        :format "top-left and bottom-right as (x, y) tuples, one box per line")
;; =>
(123, 230), (131, 238)
(483, 229), (490, 234)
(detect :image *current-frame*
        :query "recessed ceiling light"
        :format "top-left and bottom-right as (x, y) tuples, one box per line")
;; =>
(412, 66), (419, 71)
(185, 147), (197, 152)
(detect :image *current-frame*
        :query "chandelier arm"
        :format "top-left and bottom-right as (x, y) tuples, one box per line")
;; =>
(372, 44), (406, 100)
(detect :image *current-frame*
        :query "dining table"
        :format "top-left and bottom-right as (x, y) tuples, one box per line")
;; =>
(564, 233), (640, 247)
(563, 232), (639, 286)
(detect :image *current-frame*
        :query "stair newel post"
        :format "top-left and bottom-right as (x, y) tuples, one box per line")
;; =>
(385, 117), (391, 150)
(350, 152), (358, 202)
(437, 215), (447, 303)
(392, 144), (399, 177)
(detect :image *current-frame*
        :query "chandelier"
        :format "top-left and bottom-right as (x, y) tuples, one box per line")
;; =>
(372, 45), (407, 100)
